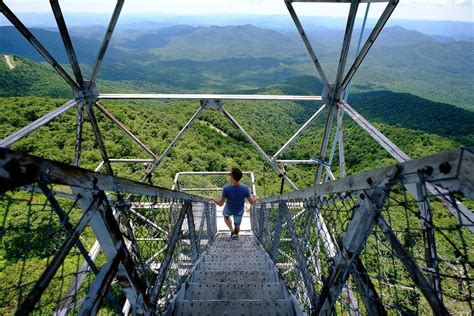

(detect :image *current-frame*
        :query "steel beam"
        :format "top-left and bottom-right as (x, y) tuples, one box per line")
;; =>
(222, 107), (298, 190)
(73, 188), (150, 314)
(128, 207), (168, 236)
(90, 0), (124, 83)
(142, 104), (205, 180)
(0, 99), (80, 148)
(38, 183), (99, 274)
(340, 0), (399, 92)
(86, 105), (114, 175)
(95, 102), (159, 160)
(99, 93), (322, 101)
(337, 107), (346, 178)
(186, 204), (199, 261)
(149, 201), (191, 311)
(79, 245), (124, 316)
(350, 257), (386, 315)
(334, 0), (359, 89)
(316, 1), (358, 185)
(50, 0), (84, 84)
(258, 147), (474, 205)
(0, 148), (209, 201)
(276, 160), (318, 164)
(338, 101), (473, 229)
(270, 202), (285, 261)
(55, 241), (101, 316)
(281, 201), (318, 312)
(0, 2), (79, 89)
(340, 101), (409, 162)
(416, 181), (443, 300)
(376, 215), (449, 315)
(315, 106), (336, 184)
(16, 193), (101, 315)
(285, 1), (330, 91)
(74, 103), (84, 166)
(317, 188), (387, 314)
(272, 104), (327, 160)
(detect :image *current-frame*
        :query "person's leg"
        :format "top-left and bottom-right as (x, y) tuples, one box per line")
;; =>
(233, 214), (243, 237)
(224, 216), (233, 232)
(222, 207), (234, 234)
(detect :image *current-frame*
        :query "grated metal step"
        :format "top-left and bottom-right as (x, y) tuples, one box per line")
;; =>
(169, 233), (302, 315)
(202, 253), (268, 263)
(172, 299), (295, 316)
(191, 271), (276, 283)
(197, 261), (271, 271)
(184, 282), (286, 300)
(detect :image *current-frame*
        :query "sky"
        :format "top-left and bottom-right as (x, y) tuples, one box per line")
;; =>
(2, 0), (473, 22)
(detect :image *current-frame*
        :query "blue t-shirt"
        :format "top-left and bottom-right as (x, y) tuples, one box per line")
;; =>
(222, 184), (250, 215)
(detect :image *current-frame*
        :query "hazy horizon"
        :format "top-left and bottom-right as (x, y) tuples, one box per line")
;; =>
(1, 0), (473, 22)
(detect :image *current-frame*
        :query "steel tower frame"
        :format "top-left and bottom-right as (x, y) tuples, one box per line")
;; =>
(1, 0), (472, 226)
(1, 5), (473, 311)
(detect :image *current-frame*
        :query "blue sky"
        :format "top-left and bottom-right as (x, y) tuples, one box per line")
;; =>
(2, 0), (473, 22)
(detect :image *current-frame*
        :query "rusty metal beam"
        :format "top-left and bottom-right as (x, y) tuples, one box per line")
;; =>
(0, 148), (209, 202)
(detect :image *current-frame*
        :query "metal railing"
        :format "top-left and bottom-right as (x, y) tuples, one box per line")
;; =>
(0, 148), (217, 315)
(251, 147), (473, 315)
(173, 171), (256, 197)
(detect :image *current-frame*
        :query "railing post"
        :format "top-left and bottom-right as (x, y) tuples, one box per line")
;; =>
(204, 203), (213, 241)
(271, 201), (284, 261)
(149, 200), (191, 312)
(317, 188), (387, 314)
(258, 202), (265, 241)
(186, 203), (199, 262)
(415, 179), (443, 302)
(281, 201), (318, 314)
(72, 188), (150, 314)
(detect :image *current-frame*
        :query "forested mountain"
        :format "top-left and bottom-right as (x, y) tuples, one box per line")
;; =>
(1, 24), (472, 109)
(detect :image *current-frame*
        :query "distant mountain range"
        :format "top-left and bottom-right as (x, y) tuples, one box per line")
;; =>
(1, 13), (472, 41)
(1, 23), (472, 110)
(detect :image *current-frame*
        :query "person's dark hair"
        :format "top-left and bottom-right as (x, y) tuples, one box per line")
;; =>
(230, 168), (243, 181)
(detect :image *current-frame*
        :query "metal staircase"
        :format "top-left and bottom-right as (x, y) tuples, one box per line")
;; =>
(169, 233), (303, 315)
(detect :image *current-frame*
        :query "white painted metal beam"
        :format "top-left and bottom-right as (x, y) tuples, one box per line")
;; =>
(99, 94), (323, 101)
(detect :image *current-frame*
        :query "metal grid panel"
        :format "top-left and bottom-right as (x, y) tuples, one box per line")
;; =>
(0, 186), (112, 315)
(253, 149), (474, 315)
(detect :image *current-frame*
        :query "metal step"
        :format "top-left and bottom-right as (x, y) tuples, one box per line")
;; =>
(184, 282), (286, 300)
(197, 261), (271, 271)
(202, 253), (268, 263)
(172, 299), (296, 316)
(191, 271), (276, 283)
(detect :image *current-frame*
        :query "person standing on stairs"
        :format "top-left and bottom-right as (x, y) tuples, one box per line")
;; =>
(210, 168), (257, 240)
